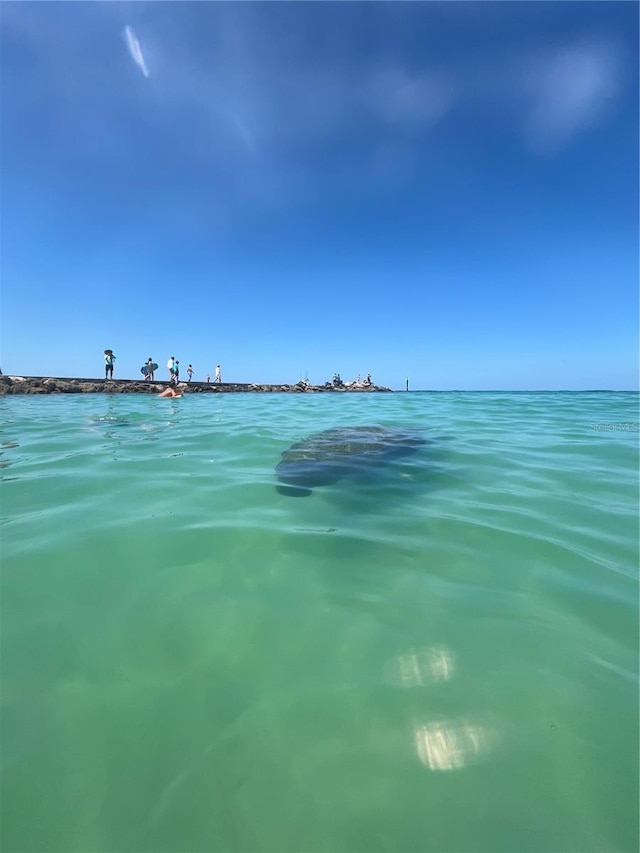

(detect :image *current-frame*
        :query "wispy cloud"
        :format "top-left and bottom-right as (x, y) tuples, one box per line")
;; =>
(521, 40), (621, 151)
(230, 113), (258, 155)
(365, 68), (457, 130)
(123, 25), (149, 79)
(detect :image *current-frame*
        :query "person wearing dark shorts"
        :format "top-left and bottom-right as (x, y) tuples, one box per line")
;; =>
(104, 349), (115, 379)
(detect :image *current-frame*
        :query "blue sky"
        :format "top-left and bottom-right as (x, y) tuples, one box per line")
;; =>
(1, 1), (637, 389)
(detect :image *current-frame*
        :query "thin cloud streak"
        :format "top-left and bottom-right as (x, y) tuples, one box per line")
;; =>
(230, 113), (258, 155)
(123, 25), (149, 79)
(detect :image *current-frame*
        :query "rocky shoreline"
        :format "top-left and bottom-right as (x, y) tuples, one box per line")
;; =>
(0, 376), (392, 395)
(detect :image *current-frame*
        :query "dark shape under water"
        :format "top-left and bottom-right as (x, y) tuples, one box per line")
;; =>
(276, 425), (426, 497)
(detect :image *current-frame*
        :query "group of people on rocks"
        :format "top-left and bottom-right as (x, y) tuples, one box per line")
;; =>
(331, 372), (372, 388)
(104, 351), (372, 389)
(103, 350), (221, 385)
(165, 358), (221, 385)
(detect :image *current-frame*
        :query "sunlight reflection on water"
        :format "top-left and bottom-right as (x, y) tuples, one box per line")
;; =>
(413, 719), (494, 771)
(387, 647), (455, 687)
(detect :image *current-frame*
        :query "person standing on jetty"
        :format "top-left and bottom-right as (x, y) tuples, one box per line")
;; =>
(146, 358), (155, 381)
(173, 360), (180, 383)
(167, 356), (175, 383)
(104, 349), (116, 379)
(187, 364), (194, 382)
(214, 364), (221, 383)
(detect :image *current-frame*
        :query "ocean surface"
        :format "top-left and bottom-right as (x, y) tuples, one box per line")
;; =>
(1, 391), (638, 853)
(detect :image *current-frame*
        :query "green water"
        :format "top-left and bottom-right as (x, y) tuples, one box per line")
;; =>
(1, 392), (638, 852)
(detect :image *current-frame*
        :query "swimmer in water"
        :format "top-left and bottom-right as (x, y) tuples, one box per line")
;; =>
(158, 386), (182, 398)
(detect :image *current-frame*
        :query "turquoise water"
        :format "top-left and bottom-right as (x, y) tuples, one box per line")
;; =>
(1, 391), (638, 853)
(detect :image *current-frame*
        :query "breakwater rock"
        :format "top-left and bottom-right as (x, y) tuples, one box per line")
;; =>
(0, 376), (392, 395)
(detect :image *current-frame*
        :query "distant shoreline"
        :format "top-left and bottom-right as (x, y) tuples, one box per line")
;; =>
(0, 376), (392, 395)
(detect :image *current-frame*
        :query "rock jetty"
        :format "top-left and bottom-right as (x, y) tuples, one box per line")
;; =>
(0, 376), (392, 395)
